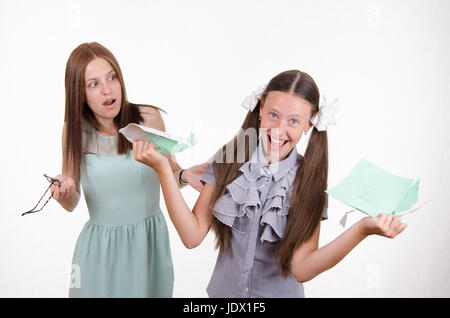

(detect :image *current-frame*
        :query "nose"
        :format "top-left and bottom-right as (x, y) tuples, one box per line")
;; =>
(271, 121), (288, 138)
(101, 82), (111, 95)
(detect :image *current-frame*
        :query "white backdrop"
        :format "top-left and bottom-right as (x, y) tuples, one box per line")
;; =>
(0, 0), (449, 297)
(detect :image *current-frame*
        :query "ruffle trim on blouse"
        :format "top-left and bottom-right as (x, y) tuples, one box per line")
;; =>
(212, 158), (300, 242)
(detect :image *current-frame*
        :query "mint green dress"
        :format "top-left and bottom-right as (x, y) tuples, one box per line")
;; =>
(69, 122), (174, 298)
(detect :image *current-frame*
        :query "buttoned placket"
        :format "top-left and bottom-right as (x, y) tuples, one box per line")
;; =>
(240, 165), (272, 297)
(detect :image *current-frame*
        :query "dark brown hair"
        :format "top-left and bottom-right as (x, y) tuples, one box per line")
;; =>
(209, 70), (328, 277)
(64, 42), (153, 177)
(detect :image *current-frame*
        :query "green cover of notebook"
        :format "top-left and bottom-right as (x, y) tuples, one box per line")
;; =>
(119, 123), (195, 155)
(326, 158), (420, 218)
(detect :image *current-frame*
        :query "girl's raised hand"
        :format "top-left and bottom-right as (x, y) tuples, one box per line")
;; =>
(360, 213), (407, 238)
(133, 140), (169, 172)
(51, 174), (76, 202)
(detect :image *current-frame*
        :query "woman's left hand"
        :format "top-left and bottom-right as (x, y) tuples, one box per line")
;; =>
(182, 162), (208, 192)
(133, 140), (169, 173)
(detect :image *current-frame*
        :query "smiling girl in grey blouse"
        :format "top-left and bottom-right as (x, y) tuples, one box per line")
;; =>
(133, 70), (407, 297)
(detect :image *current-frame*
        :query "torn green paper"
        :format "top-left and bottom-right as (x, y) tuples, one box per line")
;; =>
(119, 123), (195, 155)
(326, 158), (420, 218)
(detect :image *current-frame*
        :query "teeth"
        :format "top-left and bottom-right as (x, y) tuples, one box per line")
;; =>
(270, 137), (286, 145)
(270, 136), (287, 146)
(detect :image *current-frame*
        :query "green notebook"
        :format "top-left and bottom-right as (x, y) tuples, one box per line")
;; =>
(119, 123), (195, 155)
(326, 158), (420, 218)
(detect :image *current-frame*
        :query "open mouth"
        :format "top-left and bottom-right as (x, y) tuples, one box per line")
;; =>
(268, 134), (289, 150)
(103, 98), (116, 108)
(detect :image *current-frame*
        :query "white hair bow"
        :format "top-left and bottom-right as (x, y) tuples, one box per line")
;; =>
(241, 85), (339, 132)
(241, 84), (267, 112)
(310, 95), (339, 131)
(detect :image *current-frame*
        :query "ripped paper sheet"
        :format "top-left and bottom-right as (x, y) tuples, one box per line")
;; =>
(119, 123), (195, 155)
(326, 158), (420, 225)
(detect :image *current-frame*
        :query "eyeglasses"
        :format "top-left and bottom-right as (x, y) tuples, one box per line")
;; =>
(22, 174), (61, 216)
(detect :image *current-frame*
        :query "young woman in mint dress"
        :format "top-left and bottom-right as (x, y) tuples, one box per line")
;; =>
(51, 42), (206, 297)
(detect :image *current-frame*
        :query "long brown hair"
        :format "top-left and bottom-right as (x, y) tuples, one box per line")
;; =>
(209, 70), (328, 278)
(64, 42), (155, 176)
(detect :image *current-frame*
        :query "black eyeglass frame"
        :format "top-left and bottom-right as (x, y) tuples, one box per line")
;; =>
(21, 174), (61, 216)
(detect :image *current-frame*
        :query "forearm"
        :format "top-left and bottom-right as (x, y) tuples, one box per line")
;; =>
(292, 221), (367, 283)
(157, 165), (204, 248)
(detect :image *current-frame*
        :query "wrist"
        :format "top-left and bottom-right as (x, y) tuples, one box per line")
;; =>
(152, 156), (170, 173)
(60, 190), (80, 212)
(356, 218), (371, 238)
(156, 163), (173, 178)
(179, 169), (189, 185)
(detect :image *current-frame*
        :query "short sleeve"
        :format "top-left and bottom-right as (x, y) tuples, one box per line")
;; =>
(321, 193), (329, 221)
(200, 162), (216, 186)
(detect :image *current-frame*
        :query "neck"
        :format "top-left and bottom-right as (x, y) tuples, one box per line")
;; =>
(265, 154), (280, 164)
(96, 118), (117, 135)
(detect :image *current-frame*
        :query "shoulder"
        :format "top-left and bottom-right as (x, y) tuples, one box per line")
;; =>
(81, 118), (94, 134)
(137, 104), (163, 115)
(137, 104), (167, 131)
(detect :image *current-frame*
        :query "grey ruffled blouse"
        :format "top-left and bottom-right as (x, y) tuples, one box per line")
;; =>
(200, 140), (328, 298)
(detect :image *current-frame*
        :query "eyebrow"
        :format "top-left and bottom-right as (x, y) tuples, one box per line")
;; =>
(267, 106), (302, 119)
(86, 69), (115, 82)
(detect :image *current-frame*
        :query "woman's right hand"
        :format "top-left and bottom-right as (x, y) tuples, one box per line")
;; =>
(181, 162), (208, 192)
(50, 174), (76, 203)
(359, 213), (407, 238)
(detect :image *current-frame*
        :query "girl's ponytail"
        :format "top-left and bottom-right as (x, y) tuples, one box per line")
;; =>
(209, 107), (261, 253)
(278, 128), (328, 277)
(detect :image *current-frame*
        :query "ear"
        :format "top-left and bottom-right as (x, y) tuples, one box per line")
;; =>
(305, 108), (316, 134)
(258, 99), (264, 117)
(305, 120), (313, 134)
